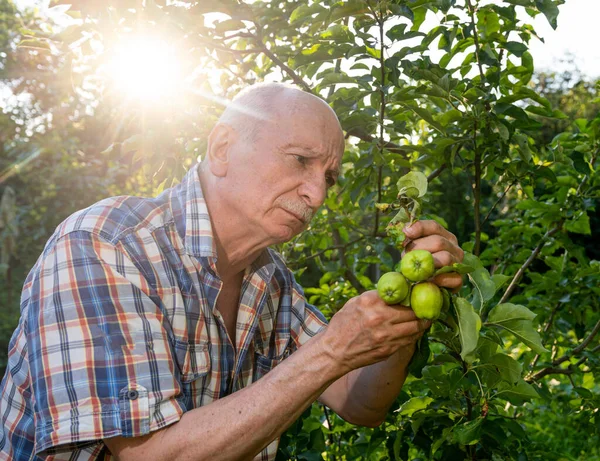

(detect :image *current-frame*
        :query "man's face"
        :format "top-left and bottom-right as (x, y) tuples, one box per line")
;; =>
(223, 100), (344, 245)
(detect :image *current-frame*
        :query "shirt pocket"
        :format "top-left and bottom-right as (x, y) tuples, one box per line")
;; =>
(253, 346), (291, 382)
(173, 339), (211, 383)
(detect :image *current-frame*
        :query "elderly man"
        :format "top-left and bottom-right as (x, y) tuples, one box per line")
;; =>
(0, 83), (463, 460)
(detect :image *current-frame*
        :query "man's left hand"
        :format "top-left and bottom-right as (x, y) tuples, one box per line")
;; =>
(402, 220), (464, 292)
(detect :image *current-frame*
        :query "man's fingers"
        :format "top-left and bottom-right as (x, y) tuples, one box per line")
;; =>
(391, 318), (431, 338)
(403, 235), (463, 261)
(387, 305), (419, 324)
(403, 220), (458, 245)
(432, 250), (460, 268)
(433, 272), (463, 291)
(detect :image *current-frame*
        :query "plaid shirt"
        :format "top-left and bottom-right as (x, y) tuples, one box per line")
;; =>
(0, 163), (328, 461)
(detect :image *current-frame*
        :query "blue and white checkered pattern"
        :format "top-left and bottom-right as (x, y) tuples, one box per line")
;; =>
(0, 162), (327, 461)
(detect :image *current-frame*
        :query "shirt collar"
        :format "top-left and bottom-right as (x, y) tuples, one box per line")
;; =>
(170, 162), (276, 282)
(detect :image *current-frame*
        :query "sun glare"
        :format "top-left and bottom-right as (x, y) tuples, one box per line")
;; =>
(104, 36), (184, 102)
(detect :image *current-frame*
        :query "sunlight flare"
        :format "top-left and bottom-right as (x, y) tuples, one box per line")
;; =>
(104, 36), (184, 102)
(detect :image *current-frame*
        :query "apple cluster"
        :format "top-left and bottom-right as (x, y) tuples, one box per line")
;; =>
(376, 250), (448, 320)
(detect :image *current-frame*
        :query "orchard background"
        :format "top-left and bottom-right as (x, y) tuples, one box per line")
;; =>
(1, 0), (599, 459)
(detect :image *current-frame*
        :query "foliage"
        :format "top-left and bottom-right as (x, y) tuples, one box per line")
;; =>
(1, 0), (599, 459)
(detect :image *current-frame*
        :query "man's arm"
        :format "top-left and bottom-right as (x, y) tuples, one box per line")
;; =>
(105, 331), (339, 461)
(105, 290), (425, 461)
(318, 324), (419, 427)
(319, 220), (464, 425)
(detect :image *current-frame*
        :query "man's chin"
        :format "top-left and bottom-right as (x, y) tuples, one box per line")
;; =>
(270, 223), (305, 243)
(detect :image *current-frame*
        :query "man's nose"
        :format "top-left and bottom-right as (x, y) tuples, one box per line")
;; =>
(298, 174), (327, 209)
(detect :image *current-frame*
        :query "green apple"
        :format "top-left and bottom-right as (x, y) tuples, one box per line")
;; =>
(411, 282), (443, 320)
(400, 249), (436, 282)
(401, 285), (412, 307)
(377, 272), (410, 305)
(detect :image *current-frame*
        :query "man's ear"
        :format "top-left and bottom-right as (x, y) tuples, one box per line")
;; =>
(206, 123), (236, 177)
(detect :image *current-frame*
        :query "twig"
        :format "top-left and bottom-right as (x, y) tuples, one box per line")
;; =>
(292, 237), (366, 265)
(575, 150), (598, 195)
(259, 45), (313, 93)
(197, 38), (263, 56)
(498, 225), (561, 304)
(527, 319), (600, 382)
(481, 180), (516, 226)
(472, 121), (482, 256)
(329, 215), (364, 293)
(466, 0), (485, 82)
(427, 164), (446, 182)
(368, 0), (386, 238)
(322, 405), (337, 461)
(553, 318), (600, 366)
(529, 303), (560, 370)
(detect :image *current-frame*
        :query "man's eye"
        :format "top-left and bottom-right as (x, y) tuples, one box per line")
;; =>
(294, 155), (307, 165)
(326, 174), (336, 188)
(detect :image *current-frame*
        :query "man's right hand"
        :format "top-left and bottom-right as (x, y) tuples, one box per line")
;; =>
(320, 290), (430, 375)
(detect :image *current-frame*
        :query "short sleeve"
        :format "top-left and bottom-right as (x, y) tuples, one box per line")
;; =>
(26, 230), (185, 456)
(288, 278), (328, 351)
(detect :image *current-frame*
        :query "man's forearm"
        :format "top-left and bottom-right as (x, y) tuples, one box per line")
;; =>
(108, 332), (342, 461)
(335, 343), (416, 425)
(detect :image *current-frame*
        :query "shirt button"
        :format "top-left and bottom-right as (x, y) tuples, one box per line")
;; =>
(127, 390), (139, 400)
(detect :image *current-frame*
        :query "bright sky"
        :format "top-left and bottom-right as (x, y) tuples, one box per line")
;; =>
(527, 0), (600, 79)
(11, 0), (600, 82)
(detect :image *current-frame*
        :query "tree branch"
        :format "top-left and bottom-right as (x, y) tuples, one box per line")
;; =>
(527, 318), (600, 382)
(527, 366), (577, 382)
(554, 318), (600, 366)
(321, 405), (337, 461)
(329, 215), (364, 293)
(498, 225), (561, 304)
(466, 0), (485, 82)
(481, 180), (516, 227)
(259, 45), (313, 93)
(428, 164), (447, 182)
(291, 237), (366, 265)
(472, 121), (482, 256)
(529, 302), (560, 370)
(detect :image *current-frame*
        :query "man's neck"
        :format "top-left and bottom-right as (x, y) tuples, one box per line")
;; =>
(198, 167), (270, 280)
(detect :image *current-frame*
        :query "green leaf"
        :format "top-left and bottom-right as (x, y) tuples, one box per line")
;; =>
(408, 333), (430, 378)
(571, 150), (592, 174)
(536, 0), (560, 29)
(574, 387), (594, 399)
(411, 6), (428, 31)
(487, 303), (536, 323)
(491, 274), (511, 291)
(320, 24), (353, 42)
(503, 41), (528, 57)
(565, 212), (591, 235)
(366, 46), (381, 59)
(497, 378), (539, 403)
(434, 262), (476, 276)
(454, 298), (482, 363)
(486, 304), (548, 354)
(330, 0), (369, 22)
(463, 253), (496, 311)
(453, 417), (484, 445)
(401, 103), (445, 134)
(477, 8), (501, 37)
(17, 38), (51, 50)
(486, 353), (523, 384)
(397, 397), (433, 417)
(214, 19), (245, 35)
(390, 208), (410, 224)
(396, 171), (428, 198)
(437, 109), (463, 127)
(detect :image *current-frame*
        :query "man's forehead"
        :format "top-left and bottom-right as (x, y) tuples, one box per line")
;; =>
(280, 142), (342, 164)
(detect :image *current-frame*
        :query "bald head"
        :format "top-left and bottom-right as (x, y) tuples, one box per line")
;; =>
(218, 83), (344, 150)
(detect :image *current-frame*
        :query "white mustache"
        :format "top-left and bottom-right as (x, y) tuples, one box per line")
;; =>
(275, 198), (314, 223)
